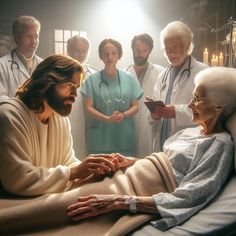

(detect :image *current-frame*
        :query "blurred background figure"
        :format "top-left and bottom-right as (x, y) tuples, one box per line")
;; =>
(67, 35), (97, 76)
(149, 21), (208, 151)
(126, 33), (164, 157)
(67, 35), (97, 160)
(0, 15), (42, 101)
(81, 38), (143, 156)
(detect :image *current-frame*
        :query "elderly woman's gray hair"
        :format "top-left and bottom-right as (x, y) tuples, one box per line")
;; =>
(160, 21), (193, 55)
(195, 67), (236, 117)
(12, 15), (41, 41)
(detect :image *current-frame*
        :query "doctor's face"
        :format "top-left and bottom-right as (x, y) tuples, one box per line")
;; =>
(132, 40), (150, 66)
(69, 40), (89, 64)
(101, 43), (120, 68)
(164, 36), (189, 68)
(15, 25), (39, 58)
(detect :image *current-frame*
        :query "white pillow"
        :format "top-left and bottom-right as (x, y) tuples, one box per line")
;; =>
(226, 111), (236, 172)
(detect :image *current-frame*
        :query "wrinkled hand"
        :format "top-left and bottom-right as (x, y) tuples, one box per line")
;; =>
(67, 194), (126, 221)
(151, 105), (175, 120)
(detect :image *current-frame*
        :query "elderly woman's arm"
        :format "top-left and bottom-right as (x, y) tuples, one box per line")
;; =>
(67, 195), (159, 221)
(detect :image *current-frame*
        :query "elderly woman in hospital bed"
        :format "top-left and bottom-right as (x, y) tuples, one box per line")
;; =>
(67, 67), (235, 229)
(0, 67), (236, 235)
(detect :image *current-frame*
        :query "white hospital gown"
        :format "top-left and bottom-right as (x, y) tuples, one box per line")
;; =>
(151, 126), (233, 230)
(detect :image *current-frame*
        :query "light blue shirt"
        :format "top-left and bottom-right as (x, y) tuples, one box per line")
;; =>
(160, 67), (180, 150)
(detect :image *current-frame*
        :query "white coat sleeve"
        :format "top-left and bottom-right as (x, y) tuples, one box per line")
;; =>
(0, 60), (9, 98)
(147, 74), (163, 126)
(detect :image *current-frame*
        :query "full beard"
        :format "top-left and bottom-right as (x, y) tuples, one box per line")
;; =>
(46, 86), (74, 116)
(133, 56), (148, 66)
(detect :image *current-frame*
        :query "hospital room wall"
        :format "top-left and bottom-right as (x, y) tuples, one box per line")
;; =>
(0, 0), (235, 68)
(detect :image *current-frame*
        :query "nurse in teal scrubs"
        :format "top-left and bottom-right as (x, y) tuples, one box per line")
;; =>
(81, 38), (143, 156)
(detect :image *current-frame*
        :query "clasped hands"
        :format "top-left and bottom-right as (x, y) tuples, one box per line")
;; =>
(107, 111), (125, 123)
(69, 153), (136, 181)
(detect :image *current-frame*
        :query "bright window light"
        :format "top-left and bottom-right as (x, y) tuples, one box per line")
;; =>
(54, 29), (87, 54)
(103, 0), (146, 38)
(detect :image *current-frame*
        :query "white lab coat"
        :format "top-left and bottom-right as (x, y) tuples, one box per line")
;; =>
(0, 52), (42, 98)
(68, 64), (97, 160)
(149, 56), (208, 152)
(125, 62), (164, 157)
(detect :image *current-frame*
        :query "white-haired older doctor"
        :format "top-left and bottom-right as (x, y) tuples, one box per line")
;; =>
(149, 21), (208, 151)
(0, 15), (42, 100)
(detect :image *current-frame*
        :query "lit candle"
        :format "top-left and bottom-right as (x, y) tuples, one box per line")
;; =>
(219, 52), (223, 66)
(211, 54), (215, 67)
(233, 38), (236, 57)
(203, 48), (209, 64)
(215, 56), (219, 66)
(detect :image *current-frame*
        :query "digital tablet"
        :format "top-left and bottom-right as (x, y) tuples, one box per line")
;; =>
(144, 100), (165, 112)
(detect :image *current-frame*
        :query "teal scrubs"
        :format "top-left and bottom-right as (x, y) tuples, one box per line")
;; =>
(81, 69), (143, 156)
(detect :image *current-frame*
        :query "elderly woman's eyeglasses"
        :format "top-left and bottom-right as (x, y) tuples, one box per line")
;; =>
(192, 95), (206, 103)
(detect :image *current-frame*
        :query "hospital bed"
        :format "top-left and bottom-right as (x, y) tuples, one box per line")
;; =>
(0, 112), (236, 235)
(131, 112), (236, 236)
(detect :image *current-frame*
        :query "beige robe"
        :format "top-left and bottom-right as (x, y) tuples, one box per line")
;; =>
(0, 98), (80, 196)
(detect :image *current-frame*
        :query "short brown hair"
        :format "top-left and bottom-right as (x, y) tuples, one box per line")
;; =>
(98, 38), (123, 59)
(131, 33), (154, 51)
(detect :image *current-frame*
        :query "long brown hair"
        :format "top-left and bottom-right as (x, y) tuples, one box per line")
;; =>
(16, 54), (84, 113)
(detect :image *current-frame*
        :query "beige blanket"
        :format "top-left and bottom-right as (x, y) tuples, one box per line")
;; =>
(0, 152), (176, 235)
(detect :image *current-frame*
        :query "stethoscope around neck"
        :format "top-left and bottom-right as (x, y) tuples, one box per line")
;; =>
(84, 64), (93, 76)
(161, 56), (192, 90)
(9, 49), (20, 71)
(99, 70), (125, 105)
(7, 49), (21, 82)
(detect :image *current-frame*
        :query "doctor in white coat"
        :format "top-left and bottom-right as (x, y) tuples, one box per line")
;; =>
(67, 36), (97, 160)
(126, 33), (164, 157)
(149, 21), (208, 152)
(0, 15), (42, 100)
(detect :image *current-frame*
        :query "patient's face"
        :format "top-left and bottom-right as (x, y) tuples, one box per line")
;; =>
(188, 85), (219, 128)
